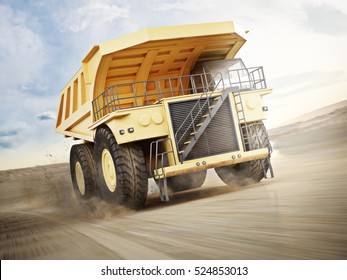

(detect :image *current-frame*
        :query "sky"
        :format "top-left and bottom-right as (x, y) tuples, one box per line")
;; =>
(0, 0), (346, 170)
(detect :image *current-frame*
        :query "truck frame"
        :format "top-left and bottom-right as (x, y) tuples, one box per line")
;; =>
(55, 21), (274, 209)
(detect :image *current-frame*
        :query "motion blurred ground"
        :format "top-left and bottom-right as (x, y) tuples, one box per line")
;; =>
(0, 102), (346, 259)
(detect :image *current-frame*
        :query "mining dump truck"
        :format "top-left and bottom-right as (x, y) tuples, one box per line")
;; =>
(55, 21), (274, 209)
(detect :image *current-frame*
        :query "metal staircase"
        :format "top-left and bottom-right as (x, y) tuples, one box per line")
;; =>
(174, 73), (230, 162)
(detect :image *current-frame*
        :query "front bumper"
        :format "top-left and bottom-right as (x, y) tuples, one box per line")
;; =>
(154, 148), (268, 179)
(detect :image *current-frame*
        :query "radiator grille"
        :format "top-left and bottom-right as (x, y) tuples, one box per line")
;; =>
(169, 97), (239, 161)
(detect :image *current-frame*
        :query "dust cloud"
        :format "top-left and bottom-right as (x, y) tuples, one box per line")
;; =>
(0, 104), (347, 259)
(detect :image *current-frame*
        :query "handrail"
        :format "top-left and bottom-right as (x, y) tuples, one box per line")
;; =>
(92, 80), (159, 121)
(149, 138), (176, 178)
(174, 72), (224, 148)
(91, 66), (267, 121)
(158, 73), (213, 96)
(227, 66), (266, 91)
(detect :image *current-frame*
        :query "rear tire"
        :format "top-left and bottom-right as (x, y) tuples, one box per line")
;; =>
(70, 143), (97, 200)
(215, 122), (270, 186)
(94, 126), (148, 210)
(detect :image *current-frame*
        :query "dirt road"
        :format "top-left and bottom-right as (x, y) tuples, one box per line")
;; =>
(1, 105), (346, 259)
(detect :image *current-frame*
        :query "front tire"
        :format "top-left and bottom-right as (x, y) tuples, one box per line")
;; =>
(215, 160), (267, 186)
(94, 126), (148, 210)
(163, 170), (207, 192)
(70, 143), (97, 200)
(215, 122), (270, 186)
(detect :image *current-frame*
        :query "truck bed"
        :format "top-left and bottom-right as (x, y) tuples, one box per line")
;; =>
(55, 21), (248, 141)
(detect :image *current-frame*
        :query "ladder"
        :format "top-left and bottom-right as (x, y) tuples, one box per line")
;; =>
(232, 90), (274, 179)
(232, 90), (253, 151)
(149, 138), (176, 201)
(175, 73), (229, 162)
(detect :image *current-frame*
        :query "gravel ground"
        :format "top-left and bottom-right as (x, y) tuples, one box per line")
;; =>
(0, 106), (346, 259)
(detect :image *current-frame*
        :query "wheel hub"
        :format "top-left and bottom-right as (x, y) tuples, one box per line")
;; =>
(75, 161), (85, 195)
(101, 149), (117, 192)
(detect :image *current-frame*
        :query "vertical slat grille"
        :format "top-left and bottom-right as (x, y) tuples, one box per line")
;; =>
(169, 97), (239, 160)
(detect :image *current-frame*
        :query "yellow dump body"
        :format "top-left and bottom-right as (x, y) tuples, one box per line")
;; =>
(55, 21), (248, 140)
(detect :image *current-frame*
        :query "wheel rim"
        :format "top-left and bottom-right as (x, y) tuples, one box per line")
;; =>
(101, 149), (117, 192)
(75, 161), (85, 195)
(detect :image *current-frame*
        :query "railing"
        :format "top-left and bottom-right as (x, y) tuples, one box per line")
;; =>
(92, 73), (213, 121)
(227, 66), (266, 92)
(149, 138), (176, 178)
(92, 67), (267, 121)
(92, 80), (160, 121)
(158, 73), (214, 96)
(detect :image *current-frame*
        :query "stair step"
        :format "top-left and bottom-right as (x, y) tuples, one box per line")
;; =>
(178, 86), (230, 161)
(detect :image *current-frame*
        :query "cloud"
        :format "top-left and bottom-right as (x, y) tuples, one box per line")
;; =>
(270, 70), (346, 97)
(0, 4), (47, 89)
(0, 142), (12, 149)
(303, 3), (347, 36)
(0, 130), (18, 149)
(0, 89), (59, 154)
(0, 130), (18, 137)
(58, 0), (129, 33)
(36, 111), (57, 121)
(156, 0), (213, 12)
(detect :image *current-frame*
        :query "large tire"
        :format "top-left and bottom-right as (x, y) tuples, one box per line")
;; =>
(70, 143), (97, 200)
(215, 122), (270, 186)
(94, 126), (148, 210)
(162, 170), (207, 192)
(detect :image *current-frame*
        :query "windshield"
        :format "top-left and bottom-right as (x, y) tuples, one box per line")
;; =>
(192, 58), (253, 91)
